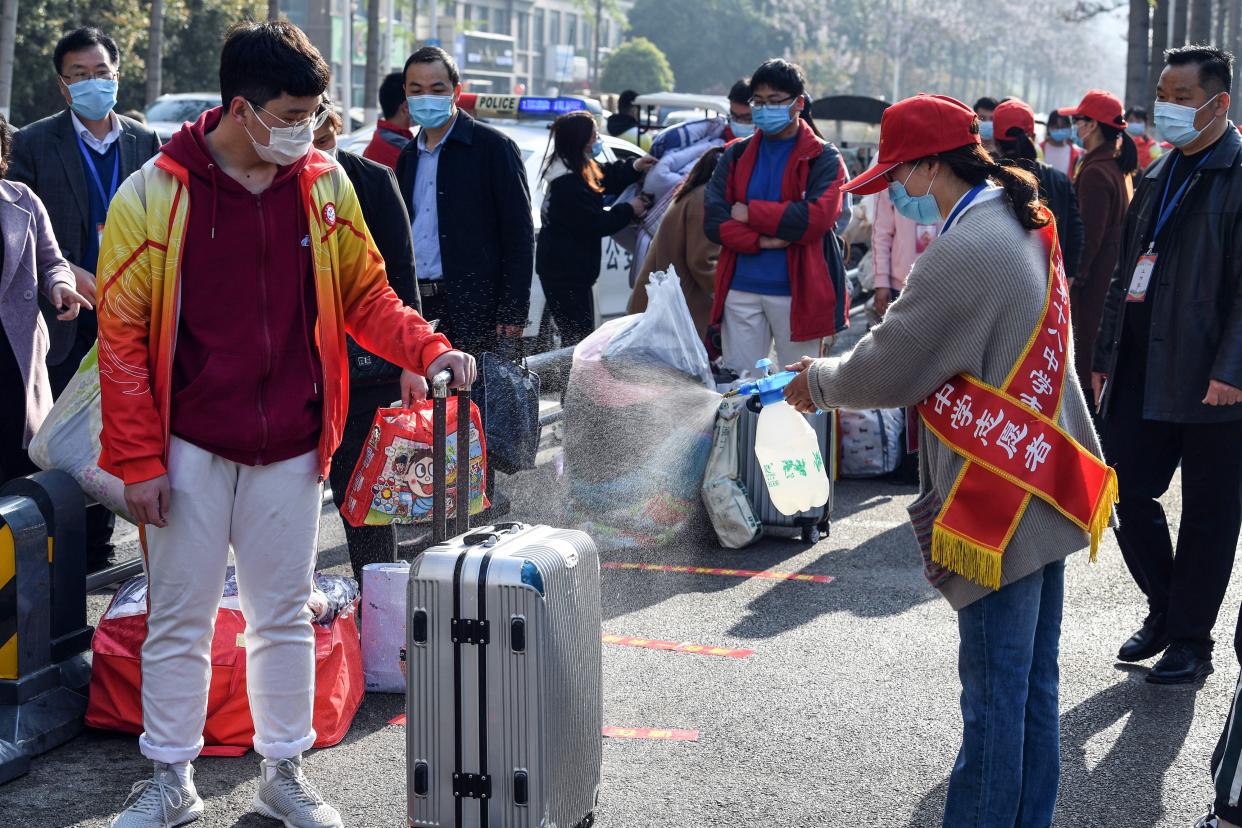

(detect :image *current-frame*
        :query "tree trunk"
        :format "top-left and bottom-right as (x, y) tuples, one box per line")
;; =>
(1189, 0), (1212, 42)
(1148, 0), (1169, 111)
(590, 0), (601, 90)
(364, 0), (381, 126)
(1215, 0), (1227, 45)
(268, 0), (281, 21)
(1174, 0), (1189, 45)
(1124, 0), (1150, 111)
(1232, 0), (1242, 119)
(0, 0), (15, 120)
(146, 0), (164, 106)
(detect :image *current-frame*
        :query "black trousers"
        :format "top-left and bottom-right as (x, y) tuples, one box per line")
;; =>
(539, 277), (595, 349)
(329, 383), (399, 584)
(1102, 363), (1242, 657)
(0, 329), (36, 483)
(420, 290), (496, 360)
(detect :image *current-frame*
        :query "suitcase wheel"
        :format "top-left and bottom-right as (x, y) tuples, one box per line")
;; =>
(801, 524), (820, 544)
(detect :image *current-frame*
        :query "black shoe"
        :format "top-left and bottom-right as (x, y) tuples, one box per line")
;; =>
(1147, 644), (1213, 685)
(1118, 614), (1168, 662)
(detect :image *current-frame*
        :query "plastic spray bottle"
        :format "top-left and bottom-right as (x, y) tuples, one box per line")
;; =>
(732, 359), (831, 516)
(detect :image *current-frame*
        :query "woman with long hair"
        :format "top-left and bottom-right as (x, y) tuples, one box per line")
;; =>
(783, 94), (1114, 826)
(1062, 90), (1137, 397)
(629, 146), (724, 336)
(535, 110), (653, 346)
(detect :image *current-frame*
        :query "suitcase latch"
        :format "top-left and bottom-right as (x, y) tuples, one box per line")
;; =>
(450, 618), (490, 645)
(452, 772), (492, 799)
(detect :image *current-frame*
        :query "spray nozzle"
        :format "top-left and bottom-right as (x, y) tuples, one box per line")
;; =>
(722, 358), (823, 413)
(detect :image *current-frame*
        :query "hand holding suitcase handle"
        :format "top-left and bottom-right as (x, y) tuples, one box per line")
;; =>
(431, 365), (474, 543)
(427, 350), (478, 391)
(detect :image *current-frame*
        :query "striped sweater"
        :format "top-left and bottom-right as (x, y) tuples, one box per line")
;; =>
(807, 191), (1108, 610)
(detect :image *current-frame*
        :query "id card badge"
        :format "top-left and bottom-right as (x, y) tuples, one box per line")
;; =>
(96, 222), (105, 249)
(915, 223), (938, 253)
(1126, 252), (1157, 302)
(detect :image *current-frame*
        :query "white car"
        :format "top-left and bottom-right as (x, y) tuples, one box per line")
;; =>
(339, 95), (645, 350)
(144, 92), (221, 142)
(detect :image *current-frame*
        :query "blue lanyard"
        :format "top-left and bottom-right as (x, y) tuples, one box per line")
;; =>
(1150, 146), (1215, 250)
(940, 183), (988, 235)
(76, 133), (120, 207)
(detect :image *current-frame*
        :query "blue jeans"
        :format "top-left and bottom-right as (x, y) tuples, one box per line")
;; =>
(943, 560), (1065, 828)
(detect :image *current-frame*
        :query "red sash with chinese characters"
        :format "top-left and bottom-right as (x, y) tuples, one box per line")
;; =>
(916, 217), (1117, 590)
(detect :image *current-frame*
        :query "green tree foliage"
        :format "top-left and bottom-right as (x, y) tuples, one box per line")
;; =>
(10, 0), (258, 128)
(626, 0), (788, 94)
(598, 36), (674, 95)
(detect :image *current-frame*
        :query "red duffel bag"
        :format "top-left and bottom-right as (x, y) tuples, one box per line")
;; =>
(86, 569), (363, 756)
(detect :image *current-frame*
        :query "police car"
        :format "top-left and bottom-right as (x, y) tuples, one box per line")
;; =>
(340, 93), (644, 350)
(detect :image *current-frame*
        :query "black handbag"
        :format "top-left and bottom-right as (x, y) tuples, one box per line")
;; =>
(346, 335), (403, 386)
(478, 350), (541, 475)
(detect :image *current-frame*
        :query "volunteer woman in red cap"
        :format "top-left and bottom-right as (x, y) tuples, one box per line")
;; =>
(784, 94), (1115, 827)
(1062, 90), (1137, 399)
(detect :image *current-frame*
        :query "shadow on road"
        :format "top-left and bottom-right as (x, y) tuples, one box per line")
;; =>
(904, 671), (1199, 827)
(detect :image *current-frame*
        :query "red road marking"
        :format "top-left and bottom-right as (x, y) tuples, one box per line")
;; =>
(602, 726), (699, 741)
(601, 561), (833, 583)
(602, 633), (754, 659)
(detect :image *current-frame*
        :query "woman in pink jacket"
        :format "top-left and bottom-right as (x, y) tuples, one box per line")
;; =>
(870, 188), (942, 316)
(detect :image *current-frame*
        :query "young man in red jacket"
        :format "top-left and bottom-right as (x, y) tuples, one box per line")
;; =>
(362, 71), (413, 170)
(98, 22), (473, 828)
(703, 58), (847, 377)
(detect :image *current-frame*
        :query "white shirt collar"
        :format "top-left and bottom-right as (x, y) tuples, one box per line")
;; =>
(71, 111), (122, 154)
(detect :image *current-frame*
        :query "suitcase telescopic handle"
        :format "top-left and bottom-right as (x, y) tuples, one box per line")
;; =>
(431, 369), (454, 397)
(430, 368), (473, 543)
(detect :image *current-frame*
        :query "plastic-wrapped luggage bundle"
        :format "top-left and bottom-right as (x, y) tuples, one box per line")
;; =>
(562, 271), (719, 549)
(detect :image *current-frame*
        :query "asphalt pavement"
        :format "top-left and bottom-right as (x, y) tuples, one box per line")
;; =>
(0, 461), (1232, 827)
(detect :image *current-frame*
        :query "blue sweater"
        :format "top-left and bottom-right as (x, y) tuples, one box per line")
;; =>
(731, 135), (795, 295)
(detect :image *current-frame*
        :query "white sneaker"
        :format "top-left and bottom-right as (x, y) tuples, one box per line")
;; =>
(253, 757), (344, 828)
(110, 762), (204, 827)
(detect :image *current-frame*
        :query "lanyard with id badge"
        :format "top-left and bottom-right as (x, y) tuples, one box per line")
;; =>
(1127, 148), (1214, 302)
(76, 133), (120, 250)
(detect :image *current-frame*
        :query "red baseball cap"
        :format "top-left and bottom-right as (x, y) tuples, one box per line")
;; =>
(992, 99), (1036, 141)
(1057, 90), (1126, 129)
(843, 94), (980, 196)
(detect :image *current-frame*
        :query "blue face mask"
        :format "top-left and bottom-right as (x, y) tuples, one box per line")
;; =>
(1154, 95), (1220, 147)
(1125, 122), (1145, 137)
(407, 94), (454, 129)
(1071, 124), (1085, 148)
(730, 118), (755, 138)
(978, 121), (994, 141)
(67, 77), (118, 122)
(590, 137), (604, 157)
(1048, 127), (1072, 143)
(888, 162), (942, 225)
(751, 101), (795, 135)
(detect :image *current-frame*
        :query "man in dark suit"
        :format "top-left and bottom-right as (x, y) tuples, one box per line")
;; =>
(395, 45), (533, 359)
(9, 26), (161, 570)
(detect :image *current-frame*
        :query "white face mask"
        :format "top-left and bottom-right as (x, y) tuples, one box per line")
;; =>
(244, 101), (321, 165)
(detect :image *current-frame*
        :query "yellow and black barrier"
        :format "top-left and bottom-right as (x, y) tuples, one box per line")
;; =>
(0, 474), (91, 785)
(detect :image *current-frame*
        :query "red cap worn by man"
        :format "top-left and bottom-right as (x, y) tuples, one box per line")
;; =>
(992, 99), (1037, 142)
(844, 93), (981, 196)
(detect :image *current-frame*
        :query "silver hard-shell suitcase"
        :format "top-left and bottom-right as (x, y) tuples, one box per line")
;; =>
(407, 372), (602, 828)
(734, 399), (835, 543)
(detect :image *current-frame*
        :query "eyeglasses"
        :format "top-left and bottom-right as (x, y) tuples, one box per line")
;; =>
(249, 100), (331, 131)
(749, 96), (795, 108)
(61, 70), (117, 84)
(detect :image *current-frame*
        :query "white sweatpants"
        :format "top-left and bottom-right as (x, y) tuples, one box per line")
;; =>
(722, 290), (823, 377)
(139, 437), (323, 763)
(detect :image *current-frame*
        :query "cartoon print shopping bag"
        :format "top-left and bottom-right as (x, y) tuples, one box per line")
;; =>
(340, 403), (488, 527)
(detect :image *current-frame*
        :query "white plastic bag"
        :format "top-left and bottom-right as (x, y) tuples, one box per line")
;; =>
(360, 562), (411, 693)
(701, 398), (760, 548)
(604, 267), (713, 388)
(28, 345), (134, 523)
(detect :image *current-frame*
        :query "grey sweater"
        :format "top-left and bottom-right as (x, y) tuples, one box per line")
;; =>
(808, 192), (1108, 610)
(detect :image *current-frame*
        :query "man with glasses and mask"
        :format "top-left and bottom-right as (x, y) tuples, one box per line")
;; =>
(1093, 45), (1242, 692)
(704, 58), (848, 376)
(97, 21), (472, 828)
(9, 26), (160, 571)
(395, 45), (533, 360)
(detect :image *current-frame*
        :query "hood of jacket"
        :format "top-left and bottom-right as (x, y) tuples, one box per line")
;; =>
(161, 106), (311, 238)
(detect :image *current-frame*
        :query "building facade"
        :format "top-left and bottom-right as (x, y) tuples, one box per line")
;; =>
(280, 0), (631, 110)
